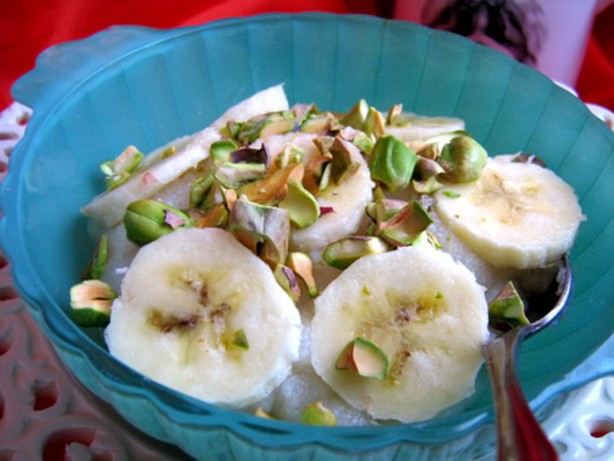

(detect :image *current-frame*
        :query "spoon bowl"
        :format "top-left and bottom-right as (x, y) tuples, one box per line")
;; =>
(483, 255), (572, 461)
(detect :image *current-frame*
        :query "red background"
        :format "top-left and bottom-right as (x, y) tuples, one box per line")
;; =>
(1, 0), (612, 112)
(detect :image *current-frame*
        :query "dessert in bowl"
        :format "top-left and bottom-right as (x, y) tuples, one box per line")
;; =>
(1, 13), (613, 460)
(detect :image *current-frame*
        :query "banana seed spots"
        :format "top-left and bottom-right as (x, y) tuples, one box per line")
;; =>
(147, 310), (201, 333)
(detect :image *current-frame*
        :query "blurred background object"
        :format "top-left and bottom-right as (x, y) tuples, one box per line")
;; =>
(1, 0), (613, 111)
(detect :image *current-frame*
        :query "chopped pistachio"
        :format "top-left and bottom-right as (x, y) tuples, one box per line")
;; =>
(214, 162), (267, 189)
(286, 252), (319, 297)
(363, 107), (386, 137)
(366, 198), (409, 224)
(189, 174), (218, 210)
(230, 145), (268, 165)
(279, 179), (320, 228)
(351, 131), (375, 155)
(438, 135), (488, 183)
(274, 264), (301, 303)
(274, 144), (304, 171)
(124, 199), (193, 246)
(194, 203), (229, 229)
(238, 162), (303, 206)
(340, 99), (369, 130)
(100, 145), (144, 190)
(291, 103), (319, 125)
(488, 281), (530, 327)
(419, 130), (469, 158)
(415, 156), (445, 180)
(368, 135), (417, 191)
(318, 162), (333, 191)
(412, 176), (443, 194)
(231, 329), (249, 350)
(442, 190), (461, 198)
(70, 280), (116, 327)
(412, 230), (443, 250)
(378, 201), (434, 246)
(255, 407), (274, 419)
(303, 154), (332, 195)
(329, 137), (361, 185)
(322, 236), (391, 269)
(210, 140), (238, 166)
(87, 234), (108, 280)
(301, 401), (337, 426)
(229, 197), (290, 265)
(385, 103), (403, 125)
(232, 111), (296, 145)
(335, 337), (389, 380)
(301, 112), (341, 135)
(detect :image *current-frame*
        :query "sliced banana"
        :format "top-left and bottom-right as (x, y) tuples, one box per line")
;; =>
(262, 133), (373, 253)
(105, 227), (302, 409)
(82, 85), (289, 229)
(311, 245), (488, 423)
(386, 114), (465, 143)
(434, 156), (584, 269)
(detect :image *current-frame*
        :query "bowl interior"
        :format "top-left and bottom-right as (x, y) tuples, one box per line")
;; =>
(3, 13), (614, 455)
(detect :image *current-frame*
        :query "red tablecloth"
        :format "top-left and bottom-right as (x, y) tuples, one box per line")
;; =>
(1, 0), (613, 111)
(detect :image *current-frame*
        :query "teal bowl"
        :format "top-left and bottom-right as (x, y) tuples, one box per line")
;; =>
(1, 13), (613, 460)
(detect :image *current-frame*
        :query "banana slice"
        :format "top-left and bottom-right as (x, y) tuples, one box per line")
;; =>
(386, 114), (465, 143)
(82, 85), (289, 229)
(434, 156), (584, 269)
(105, 227), (302, 409)
(262, 133), (373, 253)
(311, 245), (488, 423)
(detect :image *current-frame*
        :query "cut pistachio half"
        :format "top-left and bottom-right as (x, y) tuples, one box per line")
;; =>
(335, 337), (389, 380)
(238, 162), (303, 206)
(124, 199), (193, 246)
(189, 174), (218, 210)
(488, 281), (530, 327)
(368, 135), (417, 191)
(301, 401), (337, 426)
(215, 162), (267, 189)
(70, 280), (116, 327)
(322, 236), (391, 269)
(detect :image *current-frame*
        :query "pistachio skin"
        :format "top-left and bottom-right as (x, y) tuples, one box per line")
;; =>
(438, 135), (488, 183)
(301, 401), (337, 426)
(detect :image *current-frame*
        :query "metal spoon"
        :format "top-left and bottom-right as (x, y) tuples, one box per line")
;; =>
(483, 255), (572, 461)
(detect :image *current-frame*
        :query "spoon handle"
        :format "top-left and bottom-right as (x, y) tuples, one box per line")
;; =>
(483, 328), (559, 461)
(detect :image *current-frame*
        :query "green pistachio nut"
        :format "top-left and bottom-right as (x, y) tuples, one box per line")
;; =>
(329, 137), (361, 185)
(322, 236), (391, 269)
(368, 135), (417, 191)
(70, 279), (116, 327)
(124, 199), (194, 246)
(335, 337), (389, 380)
(488, 281), (530, 327)
(438, 135), (488, 183)
(301, 401), (337, 426)
(378, 201), (434, 246)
